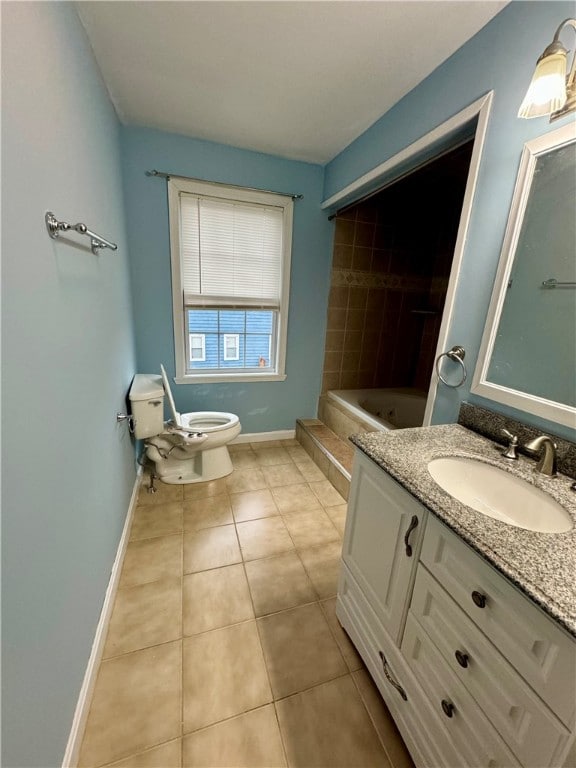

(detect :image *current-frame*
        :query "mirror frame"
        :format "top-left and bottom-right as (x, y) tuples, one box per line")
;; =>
(471, 121), (576, 427)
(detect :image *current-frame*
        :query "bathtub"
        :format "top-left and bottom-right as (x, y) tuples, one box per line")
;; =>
(320, 387), (427, 438)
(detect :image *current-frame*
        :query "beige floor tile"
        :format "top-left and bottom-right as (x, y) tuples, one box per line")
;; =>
(230, 488), (279, 522)
(262, 463), (306, 488)
(130, 502), (183, 541)
(250, 440), (282, 449)
(285, 445), (309, 462)
(231, 449), (260, 470)
(105, 739), (182, 767)
(183, 621), (272, 732)
(79, 642), (182, 767)
(353, 669), (415, 768)
(298, 541), (342, 599)
(282, 508), (340, 550)
(183, 525), (241, 573)
(183, 494), (233, 532)
(245, 551), (316, 617)
(225, 467), (268, 493)
(104, 577), (182, 658)
(183, 564), (254, 635)
(236, 517), (294, 561)
(271, 483), (322, 514)
(182, 705), (286, 768)
(257, 603), (347, 699)
(120, 535), (182, 588)
(229, 442), (254, 452)
(293, 458), (326, 482)
(252, 446), (292, 465)
(325, 503), (348, 537)
(183, 477), (227, 500)
(320, 598), (363, 672)
(309, 479), (347, 507)
(138, 479), (183, 506)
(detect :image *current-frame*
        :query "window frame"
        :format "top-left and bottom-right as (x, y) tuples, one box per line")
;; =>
(189, 333), (206, 363)
(223, 333), (240, 362)
(168, 177), (293, 383)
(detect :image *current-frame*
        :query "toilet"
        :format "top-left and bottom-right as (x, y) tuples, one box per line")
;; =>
(129, 365), (241, 484)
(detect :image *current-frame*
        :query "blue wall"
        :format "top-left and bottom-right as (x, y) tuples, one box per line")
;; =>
(324, 0), (576, 441)
(121, 127), (332, 433)
(1, 4), (137, 766)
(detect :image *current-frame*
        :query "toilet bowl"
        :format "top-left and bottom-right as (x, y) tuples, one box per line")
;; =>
(129, 366), (241, 484)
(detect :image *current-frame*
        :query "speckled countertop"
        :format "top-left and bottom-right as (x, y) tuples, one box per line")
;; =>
(350, 424), (576, 638)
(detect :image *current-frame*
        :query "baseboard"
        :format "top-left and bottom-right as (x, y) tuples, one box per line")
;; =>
(231, 429), (296, 444)
(62, 466), (143, 768)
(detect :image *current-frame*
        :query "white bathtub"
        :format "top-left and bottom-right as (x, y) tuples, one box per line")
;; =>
(327, 387), (427, 431)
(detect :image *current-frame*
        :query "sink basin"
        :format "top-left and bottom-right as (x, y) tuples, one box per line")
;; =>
(427, 457), (573, 533)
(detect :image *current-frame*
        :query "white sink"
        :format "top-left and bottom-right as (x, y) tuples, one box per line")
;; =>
(427, 456), (573, 534)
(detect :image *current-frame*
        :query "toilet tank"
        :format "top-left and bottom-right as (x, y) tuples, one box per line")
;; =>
(129, 374), (164, 439)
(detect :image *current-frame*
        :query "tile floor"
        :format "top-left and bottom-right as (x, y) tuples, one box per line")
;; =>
(78, 440), (414, 768)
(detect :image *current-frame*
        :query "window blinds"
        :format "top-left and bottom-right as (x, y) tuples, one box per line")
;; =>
(180, 193), (284, 308)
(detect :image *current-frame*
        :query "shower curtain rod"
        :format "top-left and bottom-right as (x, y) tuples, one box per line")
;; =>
(146, 170), (303, 201)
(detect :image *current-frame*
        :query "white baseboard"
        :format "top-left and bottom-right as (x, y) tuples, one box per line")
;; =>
(231, 429), (296, 444)
(62, 467), (142, 768)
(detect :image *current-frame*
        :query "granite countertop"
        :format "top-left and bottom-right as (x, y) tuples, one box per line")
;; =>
(350, 423), (576, 638)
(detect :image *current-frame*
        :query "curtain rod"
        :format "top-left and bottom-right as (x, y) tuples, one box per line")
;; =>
(145, 170), (303, 201)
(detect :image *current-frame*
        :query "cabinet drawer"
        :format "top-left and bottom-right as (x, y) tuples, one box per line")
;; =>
(421, 515), (576, 726)
(411, 565), (570, 766)
(402, 613), (521, 768)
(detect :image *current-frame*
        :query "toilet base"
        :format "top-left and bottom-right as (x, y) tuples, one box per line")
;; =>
(147, 445), (234, 485)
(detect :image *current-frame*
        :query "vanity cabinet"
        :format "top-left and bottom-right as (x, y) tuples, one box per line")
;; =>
(336, 450), (576, 768)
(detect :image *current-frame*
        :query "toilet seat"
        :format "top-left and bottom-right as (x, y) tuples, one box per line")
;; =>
(181, 411), (240, 433)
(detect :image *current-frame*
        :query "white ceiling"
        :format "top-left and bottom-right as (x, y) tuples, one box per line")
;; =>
(77, 1), (507, 164)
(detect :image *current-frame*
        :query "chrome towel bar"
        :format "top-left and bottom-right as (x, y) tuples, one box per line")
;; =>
(45, 212), (117, 255)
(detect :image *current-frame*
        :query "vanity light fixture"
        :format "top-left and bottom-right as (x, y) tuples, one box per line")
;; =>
(518, 18), (576, 121)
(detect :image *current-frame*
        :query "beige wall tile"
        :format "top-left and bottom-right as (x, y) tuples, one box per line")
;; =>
(282, 509), (340, 550)
(320, 598), (362, 672)
(225, 468), (267, 494)
(104, 577), (182, 658)
(332, 243), (353, 269)
(182, 705), (286, 768)
(325, 330), (345, 351)
(326, 307), (347, 331)
(79, 642), (181, 767)
(183, 494), (233, 532)
(130, 502), (183, 542)
(183, 564), (254, 635)
(120, 535), (183, 588)
(105, 739), (182, 768)
(236, 517), (294, 561)
(182, 622), (272, 732)
(312, 447), (331, 477)
(298, 541), (342, 600)
(183, 525), (241, 574)
(309, 480), (346, 508)
(261, 463), (305, 488)
(322, 371), (341, 393)
(257, 603), (347, 699)
(328, 285), (350, 308)
(230, 488), (279, 523)
(275, 675), (390, 768)
(245, 551), (316, 617)
(271, 483), (322, 514)
(334, 219), (355, 246)
(323, 349), (343, 373)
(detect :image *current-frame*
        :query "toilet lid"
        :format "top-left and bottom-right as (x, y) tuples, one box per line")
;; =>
(160, 364), (181, 427)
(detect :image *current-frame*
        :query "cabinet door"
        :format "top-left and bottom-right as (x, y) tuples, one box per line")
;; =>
(341, 450), (427, 645)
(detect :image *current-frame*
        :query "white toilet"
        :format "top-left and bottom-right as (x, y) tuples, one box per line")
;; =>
(129, 365), (241, 484)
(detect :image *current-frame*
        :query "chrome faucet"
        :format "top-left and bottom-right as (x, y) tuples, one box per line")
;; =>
(524, 435), (558, 476)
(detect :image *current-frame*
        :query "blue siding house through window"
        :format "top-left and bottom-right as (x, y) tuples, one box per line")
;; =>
(187, 310), (273, 370)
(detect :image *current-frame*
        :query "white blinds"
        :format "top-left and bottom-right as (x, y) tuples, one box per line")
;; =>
(180, 193), (284, 308)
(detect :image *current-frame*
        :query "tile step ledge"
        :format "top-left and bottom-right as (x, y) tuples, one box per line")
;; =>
(295, 419), (354, 501)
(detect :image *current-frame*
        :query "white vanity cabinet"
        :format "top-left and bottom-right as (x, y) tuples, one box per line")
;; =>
(336, 449), (576, 768)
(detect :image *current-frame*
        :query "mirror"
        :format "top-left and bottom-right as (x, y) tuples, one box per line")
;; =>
(472, 122), (576, 427)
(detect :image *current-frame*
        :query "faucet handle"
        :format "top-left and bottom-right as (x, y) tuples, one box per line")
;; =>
(501, 428), (519, 460)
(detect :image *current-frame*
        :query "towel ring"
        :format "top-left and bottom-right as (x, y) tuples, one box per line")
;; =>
(435, 346), (467, 388)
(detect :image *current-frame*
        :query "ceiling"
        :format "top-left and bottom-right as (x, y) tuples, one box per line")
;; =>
(77, 1), (508, 165)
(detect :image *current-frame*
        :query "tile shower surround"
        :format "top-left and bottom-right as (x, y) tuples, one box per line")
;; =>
(78, 440), (413, 768)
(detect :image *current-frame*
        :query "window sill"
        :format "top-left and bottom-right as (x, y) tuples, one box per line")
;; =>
(175, 373), (287, 384)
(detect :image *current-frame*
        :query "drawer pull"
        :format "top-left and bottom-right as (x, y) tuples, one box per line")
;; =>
(379, 650), (408, 701)
(471, 590), (487, 608)
(454, 650), (469, 668)
(404, 515), (419, 557)
(441, 699), (455, 718)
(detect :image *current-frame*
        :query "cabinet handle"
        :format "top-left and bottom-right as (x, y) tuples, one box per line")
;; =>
(404, 515), (419, 557)
(441, 699), (455, 718)
(379, 651), (408, 701)
(454, 650), (469, 668)
(471, 590), (487, 608)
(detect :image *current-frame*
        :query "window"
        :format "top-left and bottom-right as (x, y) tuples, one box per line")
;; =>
(168, 177), (293, 382)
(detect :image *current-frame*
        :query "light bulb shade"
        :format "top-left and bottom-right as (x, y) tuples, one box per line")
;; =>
(518, 51), (568, 118)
